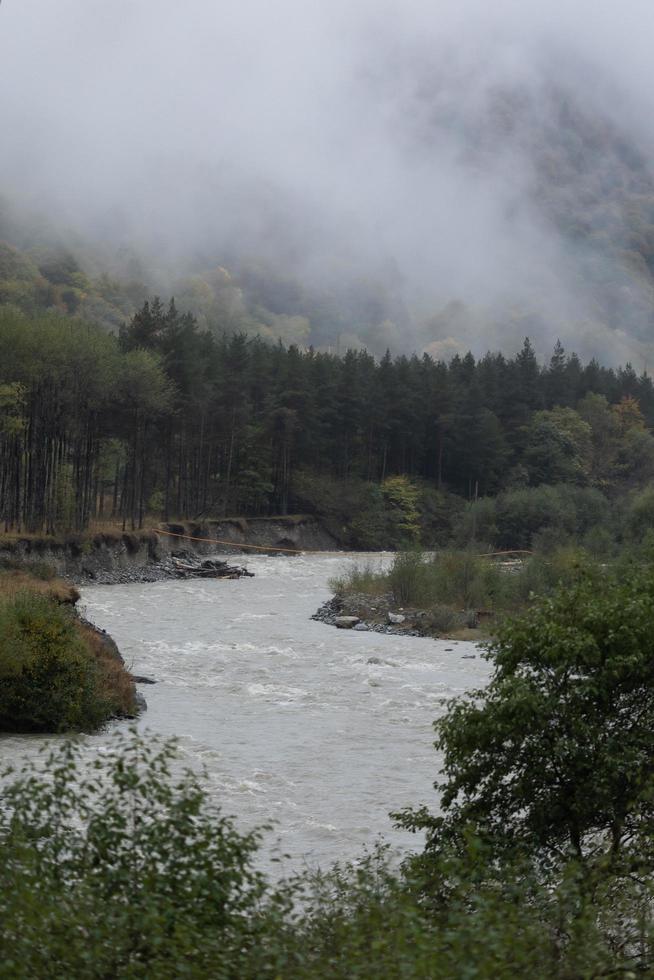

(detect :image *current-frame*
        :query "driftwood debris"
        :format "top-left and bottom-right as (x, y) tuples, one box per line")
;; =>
(171, 554), (254, 579)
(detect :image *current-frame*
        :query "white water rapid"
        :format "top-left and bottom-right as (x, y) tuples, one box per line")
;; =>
(1, 553), (491, 872)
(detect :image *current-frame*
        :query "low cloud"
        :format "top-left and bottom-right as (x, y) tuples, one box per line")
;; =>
(2, 0), (654, 362)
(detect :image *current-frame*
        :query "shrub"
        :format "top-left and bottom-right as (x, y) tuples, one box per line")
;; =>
(0, 592), (119, 732)
(3, 734), (652, 977)
(329, 561), (389, 597)
(424, 551), (513, 611)
(494, 485), (577, 550)
(388, 550), (428, 604)
(424, 603), (458, 633)
(453, 496), (498, 549)
(493, 485), (612, 551)
(0, 734), (281, 979)
(381, 475), (421, 543)
(400, 565), (654, 866)
(418, 486), (465, 546)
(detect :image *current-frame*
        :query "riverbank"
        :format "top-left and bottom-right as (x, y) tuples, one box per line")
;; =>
(312, 593), (488, 641)
(319, 548), (590, 643)
(0, 568), (141, 732)
(0, 515), (339, 585)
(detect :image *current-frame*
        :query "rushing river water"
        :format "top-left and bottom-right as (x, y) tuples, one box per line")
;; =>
(1, 552), (490, 873)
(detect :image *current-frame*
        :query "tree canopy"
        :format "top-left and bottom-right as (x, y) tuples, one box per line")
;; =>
(399, 566), (654, 870)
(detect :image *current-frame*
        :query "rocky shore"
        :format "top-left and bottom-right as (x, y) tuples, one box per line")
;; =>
(312, 594), (427, 637)
(312, 592), (487, 642)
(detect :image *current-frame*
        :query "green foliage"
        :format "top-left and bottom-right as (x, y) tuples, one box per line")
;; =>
(402, 567), (654, 867)
(293, 841), (654, 978)
(0, 593), (116, 732)
(386, 549), (427, 604)
(523, 407), (592, 486)
(2, 291), (654, 541)
(293, 472), (428, 550)
(0, 310), (172, 532)
(493, 484), (610, 550)
(328, 561), (389, 597)
(335, 549), (521, 614)
(3, 730), (653, 977)
(380, 475), (421, 543)
(0, 242), (39, 282)
(453, 496), (498, 548)
(0, 734), (284, 979)
(417, 485), (465, 546)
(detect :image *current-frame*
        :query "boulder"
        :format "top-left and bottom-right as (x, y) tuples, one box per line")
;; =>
(387, 612), (406, 625)
(334, 616), (360, 629)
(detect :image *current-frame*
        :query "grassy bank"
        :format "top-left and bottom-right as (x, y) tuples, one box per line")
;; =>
(0, 567), (137, 733)
(329, 547), (595, 637)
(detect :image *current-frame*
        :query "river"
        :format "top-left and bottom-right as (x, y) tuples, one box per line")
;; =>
(1, 552), (490, 873)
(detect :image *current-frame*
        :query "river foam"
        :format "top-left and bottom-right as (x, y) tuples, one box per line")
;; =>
(1, 552), (491, 872)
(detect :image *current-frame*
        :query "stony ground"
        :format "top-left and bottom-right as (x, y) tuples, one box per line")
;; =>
(312, 593), (425, 636)
(77, 551), (253, 585)
(311, 591), (490, 641)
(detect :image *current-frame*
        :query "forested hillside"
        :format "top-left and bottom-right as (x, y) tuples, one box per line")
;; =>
(6, 77), (654, 363)
(5, 75), (654, 552)
(0, 197), (398, 350)
(2, 299), (654, 554)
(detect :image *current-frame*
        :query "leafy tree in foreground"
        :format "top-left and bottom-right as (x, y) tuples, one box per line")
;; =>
(0, 734), (286, 978)
(398, 566), (654, 868)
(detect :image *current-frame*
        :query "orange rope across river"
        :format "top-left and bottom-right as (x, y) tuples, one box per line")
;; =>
(153, 527), (324, 554)
(152, 527), (532, 559)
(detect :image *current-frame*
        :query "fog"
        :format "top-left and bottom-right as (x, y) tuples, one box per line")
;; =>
(2, 0), (654, 361)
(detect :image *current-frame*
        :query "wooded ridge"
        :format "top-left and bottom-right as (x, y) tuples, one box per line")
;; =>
(2, 300), (654, 553)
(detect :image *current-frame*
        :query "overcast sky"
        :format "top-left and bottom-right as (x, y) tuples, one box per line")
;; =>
(2, 1), (654, 360)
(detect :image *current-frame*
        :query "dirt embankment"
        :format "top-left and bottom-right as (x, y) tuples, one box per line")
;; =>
(0, 516), (339, 584)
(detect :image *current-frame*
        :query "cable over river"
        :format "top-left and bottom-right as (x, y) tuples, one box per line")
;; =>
(1, 553), (490, 872)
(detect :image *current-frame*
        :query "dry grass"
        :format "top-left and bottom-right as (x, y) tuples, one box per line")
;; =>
(0, 570), (79, 604)
(76, 621), (137, 717)
(0, 519), (160, 543)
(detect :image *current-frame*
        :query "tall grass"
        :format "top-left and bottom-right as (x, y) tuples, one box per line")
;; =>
(0, 566), (79, 603)
(328, 561), (390, 596)
(332, 547), (596, 614)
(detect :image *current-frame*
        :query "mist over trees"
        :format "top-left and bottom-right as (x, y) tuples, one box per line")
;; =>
(5, 2), (654, 361)
(3, 1), (654, 541)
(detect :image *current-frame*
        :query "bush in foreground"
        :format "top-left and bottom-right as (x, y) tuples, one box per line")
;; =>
(4, 571), (654, 976)
(0, 734), (283, 978)
(399, 566), (654, 867)
(2, 732), (653, 978)
(0, 590), (134, 732)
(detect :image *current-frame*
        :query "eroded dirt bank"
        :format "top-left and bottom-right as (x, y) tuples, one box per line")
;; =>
(0, 516), (339, 584)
